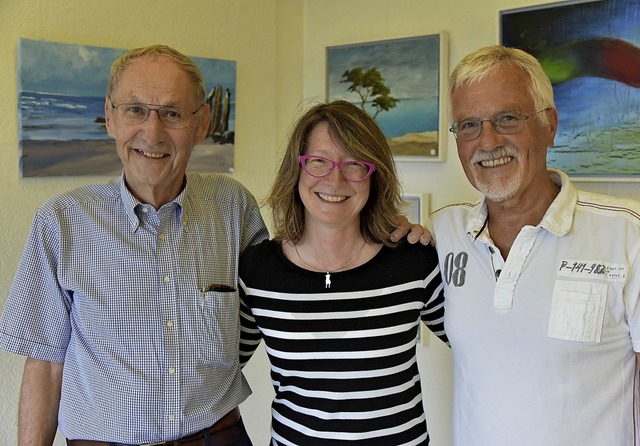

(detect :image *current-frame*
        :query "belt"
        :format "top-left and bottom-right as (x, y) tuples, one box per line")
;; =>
(67, 407), (241, 446)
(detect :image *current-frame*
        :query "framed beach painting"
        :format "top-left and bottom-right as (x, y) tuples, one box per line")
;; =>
(327, 33), (448, 162)
(18, 38), (236, 177)
(501, 0), (640, 180)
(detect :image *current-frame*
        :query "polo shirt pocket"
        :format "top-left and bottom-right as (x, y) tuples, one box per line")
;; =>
(548, 280), (607, 343)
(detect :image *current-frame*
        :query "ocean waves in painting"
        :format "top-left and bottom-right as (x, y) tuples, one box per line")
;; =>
(20, 91), (109, 141)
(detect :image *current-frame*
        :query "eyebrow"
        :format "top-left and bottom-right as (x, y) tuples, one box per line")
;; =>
(120, 96), (184, 108)
(455, 107), (523, 121)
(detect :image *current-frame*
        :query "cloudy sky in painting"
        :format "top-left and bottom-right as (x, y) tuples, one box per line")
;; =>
(19, 38), (236, 98)
(327, 34), (441, 101)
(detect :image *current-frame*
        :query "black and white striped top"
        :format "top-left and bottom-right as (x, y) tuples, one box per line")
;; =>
(239, 240), (448, 445)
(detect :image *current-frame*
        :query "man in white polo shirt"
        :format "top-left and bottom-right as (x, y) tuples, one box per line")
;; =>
(430, 45), (640, 445)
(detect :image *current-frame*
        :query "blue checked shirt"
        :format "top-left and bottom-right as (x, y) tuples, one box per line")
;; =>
(0, 172), (268, 443)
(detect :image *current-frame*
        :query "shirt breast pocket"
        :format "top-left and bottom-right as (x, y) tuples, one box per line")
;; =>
(548, 280), (608, 343)
(199, 290), (239, 366)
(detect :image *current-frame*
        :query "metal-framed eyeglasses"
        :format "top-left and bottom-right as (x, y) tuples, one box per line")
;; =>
(299, 155), (376, 182)
(449, 107), (552, 141)
(109, 97), (205, 129)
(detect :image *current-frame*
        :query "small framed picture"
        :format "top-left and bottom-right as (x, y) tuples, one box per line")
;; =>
(401, 193), (431, 346)
(401, 193), (429, 225)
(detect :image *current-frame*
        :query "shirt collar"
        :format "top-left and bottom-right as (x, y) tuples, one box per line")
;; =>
(118, 172), (188, 232)
(538, 169), (576, 236)
(465, 169), (576, 239)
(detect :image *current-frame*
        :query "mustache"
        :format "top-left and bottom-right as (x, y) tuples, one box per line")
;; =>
(470, 146), (518, 164)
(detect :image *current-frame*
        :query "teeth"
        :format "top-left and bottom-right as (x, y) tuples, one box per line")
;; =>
(480, 157), (512, 167)
(473, 147), (517, 168)
(137, 149), (167, 158)
(318, 193), (347, 203)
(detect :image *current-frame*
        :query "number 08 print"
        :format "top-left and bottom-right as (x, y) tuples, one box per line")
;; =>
(443, 251), (468, 287)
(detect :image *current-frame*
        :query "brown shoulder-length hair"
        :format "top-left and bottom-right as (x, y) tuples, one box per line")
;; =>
(267, 99), (404, 246)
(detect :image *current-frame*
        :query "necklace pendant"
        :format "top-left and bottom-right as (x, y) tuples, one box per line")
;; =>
(325, 272), (331, 288)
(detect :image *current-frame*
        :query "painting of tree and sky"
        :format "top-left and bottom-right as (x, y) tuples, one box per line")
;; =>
(327, 34), (447, 161)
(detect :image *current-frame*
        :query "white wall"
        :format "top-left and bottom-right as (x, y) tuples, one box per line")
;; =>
(2, 0), (640, 445)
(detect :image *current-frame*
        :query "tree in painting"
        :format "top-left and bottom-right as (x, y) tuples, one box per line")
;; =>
(340, 67), (399, 119)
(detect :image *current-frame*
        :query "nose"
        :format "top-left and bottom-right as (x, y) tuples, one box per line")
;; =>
(146, 108), (164, 123)
(139, 109), (167, 142)
(325, 164), (347, 185)
(143, 108), (165, 127)
(475, 120), (504, 149)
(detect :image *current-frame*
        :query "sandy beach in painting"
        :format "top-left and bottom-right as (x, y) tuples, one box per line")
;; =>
(20, 139), (234, 177)
(387, 131), (439, 158)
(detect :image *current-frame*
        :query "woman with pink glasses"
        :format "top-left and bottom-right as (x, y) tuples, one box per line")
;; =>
(238, 100), (448, 446)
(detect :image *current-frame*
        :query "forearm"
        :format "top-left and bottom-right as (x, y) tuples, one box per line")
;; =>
(18, 357), (63, 446)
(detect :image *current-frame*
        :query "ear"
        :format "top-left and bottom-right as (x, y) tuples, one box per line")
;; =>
(545, 107), (558, 148)
(194, 102), (211, 145)
(104, 97), (116, 138)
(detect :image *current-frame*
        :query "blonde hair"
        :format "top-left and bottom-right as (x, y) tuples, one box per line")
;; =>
(267, 100), (403, 246)
(107, 44), (206, 103)
(449, 45), (555, 122)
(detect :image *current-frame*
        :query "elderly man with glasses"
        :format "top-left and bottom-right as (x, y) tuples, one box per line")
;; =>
(429, 45), (640, 446)
(0, 44), (267, 446)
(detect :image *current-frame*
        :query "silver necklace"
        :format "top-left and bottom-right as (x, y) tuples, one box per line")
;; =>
(294, 240), (367, 289)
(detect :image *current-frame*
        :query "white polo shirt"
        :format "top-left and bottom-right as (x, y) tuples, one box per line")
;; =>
(430, 170), (640, 446)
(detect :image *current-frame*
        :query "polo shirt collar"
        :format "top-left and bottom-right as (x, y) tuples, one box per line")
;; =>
(538, 169), (576, 236)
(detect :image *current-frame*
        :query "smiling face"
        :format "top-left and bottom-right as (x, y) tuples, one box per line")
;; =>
(298, 121), (371, 232)
(451, 65), (557, 203)
(105, 55), (210, 207)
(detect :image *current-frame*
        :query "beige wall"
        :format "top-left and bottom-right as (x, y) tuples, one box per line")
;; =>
(1, 0), (639, 445)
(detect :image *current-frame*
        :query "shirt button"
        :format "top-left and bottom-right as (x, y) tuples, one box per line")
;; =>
(169, 367), (176, 374)
(159, 234), (166, 241)
(168, 414), (175, 421)
(166, 320), (174, 328)
(163, 276), (170, 283)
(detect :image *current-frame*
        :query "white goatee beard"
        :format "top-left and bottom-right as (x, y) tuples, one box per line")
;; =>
(470, 146), (521, 203)
(476, 175), (522, 202)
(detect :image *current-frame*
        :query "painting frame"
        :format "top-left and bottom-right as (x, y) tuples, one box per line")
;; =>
(500, 0), (640, 181)
(18, 38), (237, 177)
(326, 33), (448, 163)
